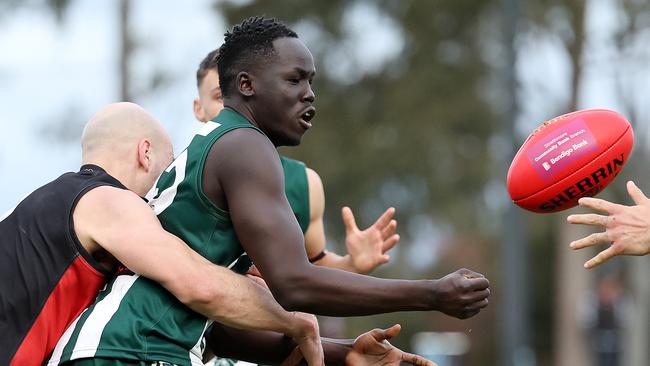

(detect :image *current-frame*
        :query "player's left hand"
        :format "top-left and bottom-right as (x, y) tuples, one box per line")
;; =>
(567, 181), (650, 269)
(346, 324), (437, 366)
(342, 206), (399, 274)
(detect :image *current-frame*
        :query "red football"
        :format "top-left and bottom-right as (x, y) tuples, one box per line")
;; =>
(507, 109), (634, 213)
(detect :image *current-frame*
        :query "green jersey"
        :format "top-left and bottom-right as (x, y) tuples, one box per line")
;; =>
(48, 109), (263, 366)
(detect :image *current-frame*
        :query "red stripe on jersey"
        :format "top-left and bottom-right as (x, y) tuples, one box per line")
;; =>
(10, 256), (107, 366)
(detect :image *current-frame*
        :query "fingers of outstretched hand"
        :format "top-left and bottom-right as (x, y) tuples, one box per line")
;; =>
(381, 219), (398, 240)
(584, 246), (619, 269)
(569, 231), (609, 250)
(577, 197), (622, 215)
(380, 324), (401, 341)
(341, 207), (359, 233)
(373, 207), (396, 230)
(382, 234), (400, 253)
(401, 351), (438, 366)
(567, 213), (609, 227)
(627, 181), (649, 205)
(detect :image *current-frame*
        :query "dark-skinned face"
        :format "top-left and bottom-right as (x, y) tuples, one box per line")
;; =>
(249, 37), (316, 146)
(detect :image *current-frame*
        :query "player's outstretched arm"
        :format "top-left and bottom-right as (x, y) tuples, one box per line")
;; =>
(73, 186), (324, 366)
(209, 130), (490, 318)
(207, 322), (436, 366)
(303, 168), (399, 274)
(567, 180), (650, 269)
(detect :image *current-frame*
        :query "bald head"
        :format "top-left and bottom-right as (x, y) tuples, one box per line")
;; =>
(82, 103), (169, 161)
(81, 102), (174, 196)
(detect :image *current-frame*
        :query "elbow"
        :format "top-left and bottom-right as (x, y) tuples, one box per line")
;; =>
(267, 271), (314, 311)
(169, 276), (224, 309)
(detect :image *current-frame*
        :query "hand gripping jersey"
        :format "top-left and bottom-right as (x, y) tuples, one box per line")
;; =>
(49, 109), (264, 366)
(0, 165), (124, 366)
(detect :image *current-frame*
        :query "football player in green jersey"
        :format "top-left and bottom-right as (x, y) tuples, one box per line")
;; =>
(194, 50), (398, 275)
(194, 50), (437, 366)
(199, 15), (489, 319)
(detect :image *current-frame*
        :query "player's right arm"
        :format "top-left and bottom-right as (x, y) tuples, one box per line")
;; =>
(72, 186), (324, 366)
(208, 129), (490, 318)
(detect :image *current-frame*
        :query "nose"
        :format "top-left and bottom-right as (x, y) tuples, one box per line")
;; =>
(302, 85), (315, 104)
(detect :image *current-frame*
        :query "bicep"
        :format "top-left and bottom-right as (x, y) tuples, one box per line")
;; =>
(213, 131), (311, 284)
(77, 187), (204, 286)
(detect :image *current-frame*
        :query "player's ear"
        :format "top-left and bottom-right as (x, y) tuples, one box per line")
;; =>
(137, 138), (152, 172)
(193, 98), (206, 122)
(236, 71), (254, 97)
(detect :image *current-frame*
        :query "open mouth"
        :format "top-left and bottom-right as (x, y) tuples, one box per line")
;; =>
(299, 107), (316, 128)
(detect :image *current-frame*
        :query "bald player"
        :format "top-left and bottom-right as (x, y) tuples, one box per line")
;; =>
(0, 102), (322, 366)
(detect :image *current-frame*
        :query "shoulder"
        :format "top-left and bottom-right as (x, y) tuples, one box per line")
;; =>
(76, 186), (149, 220)
(204, 128), (284, 190)
(209, 127), (277, 162)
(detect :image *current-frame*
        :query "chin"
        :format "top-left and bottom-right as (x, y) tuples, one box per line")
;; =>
(269, 131), (302, 147)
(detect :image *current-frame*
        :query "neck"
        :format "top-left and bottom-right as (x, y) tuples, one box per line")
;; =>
(82, 157), (143, 196)
(223, 101), (259, 129)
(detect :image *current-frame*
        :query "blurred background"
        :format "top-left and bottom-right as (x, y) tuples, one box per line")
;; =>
(1, 0), (649, 365)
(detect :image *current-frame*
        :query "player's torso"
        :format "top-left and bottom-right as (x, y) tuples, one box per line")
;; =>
(49, 109), (265, 366)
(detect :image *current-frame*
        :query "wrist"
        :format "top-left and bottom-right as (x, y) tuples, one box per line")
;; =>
(428, 279), (441, 311)
(286, 312), (318, 340)
(322, 337), (354, 365)
(341, 254), (357, 272)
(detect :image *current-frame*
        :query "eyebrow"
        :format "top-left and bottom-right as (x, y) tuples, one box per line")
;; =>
(293, 67), (316, 78)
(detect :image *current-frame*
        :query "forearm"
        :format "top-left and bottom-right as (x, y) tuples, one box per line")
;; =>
(267, 264), (435, 316)
(183, 264), (297, 335)
(207, 323), (352, 365)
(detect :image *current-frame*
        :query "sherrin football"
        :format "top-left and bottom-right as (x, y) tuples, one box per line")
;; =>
(507, 109), (634, 213)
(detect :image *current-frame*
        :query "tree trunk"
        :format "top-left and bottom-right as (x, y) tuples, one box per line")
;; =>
(119, 0), (132, 101)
